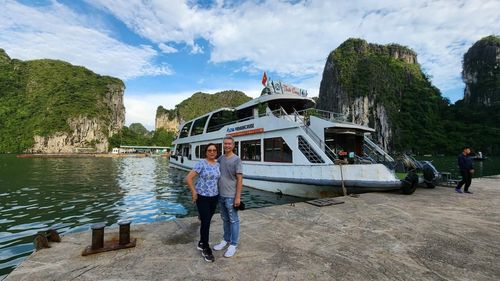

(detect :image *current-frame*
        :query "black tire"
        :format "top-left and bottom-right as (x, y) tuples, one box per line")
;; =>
(401, 172), (418, 195)
(401, 182), (417, 195)
(425, 182), (436, 189)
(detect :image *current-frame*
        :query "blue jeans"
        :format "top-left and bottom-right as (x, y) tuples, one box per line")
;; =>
(219, 196), (240, 246)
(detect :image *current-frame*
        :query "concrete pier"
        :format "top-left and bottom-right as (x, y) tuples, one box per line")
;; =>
(6, 176), (500, 281)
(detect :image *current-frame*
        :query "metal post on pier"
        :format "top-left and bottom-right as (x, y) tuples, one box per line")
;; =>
(91, 223), (106, 250)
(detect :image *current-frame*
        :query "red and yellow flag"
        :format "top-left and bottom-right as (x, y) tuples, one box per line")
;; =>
(261, 72), (268, 86)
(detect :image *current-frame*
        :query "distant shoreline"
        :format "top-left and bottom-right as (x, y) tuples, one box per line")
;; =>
(16, 153), (152, 158)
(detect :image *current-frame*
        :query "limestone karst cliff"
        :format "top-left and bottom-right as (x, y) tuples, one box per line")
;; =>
(317, 38), (443, 153)
(462, 35), (500, 106)
(0, 48), (125, 153)
(155, 106), (180, 132)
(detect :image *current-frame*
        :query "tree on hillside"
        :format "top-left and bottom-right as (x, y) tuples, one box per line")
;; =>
(129, 123), (149, 136)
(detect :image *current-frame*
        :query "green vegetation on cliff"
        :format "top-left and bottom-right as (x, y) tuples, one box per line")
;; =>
(108, 126), (175, 148)
(319, 38), (444, 154)
(463, 35), (500, 106)
(318, 37), (500, 155)
(156, 90), (251, 122)
(0, 49), (124, 153)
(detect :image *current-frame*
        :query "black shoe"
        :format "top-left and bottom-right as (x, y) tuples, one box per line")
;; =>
(197, 241), (204, 251)
(201, 247), (215, 262)
(464, 191), (473, 194)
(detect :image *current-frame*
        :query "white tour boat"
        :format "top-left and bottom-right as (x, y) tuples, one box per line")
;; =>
(169, 80), (415, 198)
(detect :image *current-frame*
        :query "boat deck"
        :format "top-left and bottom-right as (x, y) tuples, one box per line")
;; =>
(6, 176), (500, 281)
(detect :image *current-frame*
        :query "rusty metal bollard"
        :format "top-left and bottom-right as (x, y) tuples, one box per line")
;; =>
(91, 223), (106, 249)
(118, 220), (131, 245)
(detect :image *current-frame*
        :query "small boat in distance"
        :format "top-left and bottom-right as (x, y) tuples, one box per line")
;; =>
(169, 79), (416, 198)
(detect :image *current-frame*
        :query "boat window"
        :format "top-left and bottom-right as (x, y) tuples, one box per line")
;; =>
(216, 143), (222, 158)
(264, 137), (292, 163)
(182, 145), (190, 157)
(241, 139), (261, 161)
(175, 144), (182, 155)
(179, 122), (193, 138)
(236, 108), (253, 120)
(191, 116), (209, 136)
(195, 145), (200, 158)
(207, 110), (238, 132)
(234, 141), (239, 156)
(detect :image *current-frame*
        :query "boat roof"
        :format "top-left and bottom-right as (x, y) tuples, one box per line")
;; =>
(329, 123), (375, 132)
(235, 92), (315, 110)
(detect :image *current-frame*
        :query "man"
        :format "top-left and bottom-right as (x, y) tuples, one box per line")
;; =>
(456, 146), (474, 194)
(213, 136), (243, 257)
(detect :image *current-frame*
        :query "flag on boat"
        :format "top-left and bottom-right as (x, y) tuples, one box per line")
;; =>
(261, 72), (268, 86)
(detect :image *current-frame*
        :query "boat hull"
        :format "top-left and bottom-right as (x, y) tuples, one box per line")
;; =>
(169, 160), (402, 198)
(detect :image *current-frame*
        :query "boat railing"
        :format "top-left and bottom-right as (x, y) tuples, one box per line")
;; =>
(205, 116), (254, 132)
(363, 136), (395, 162)
(204, 107), (292, 133)
(292, 108), (338, 162)
(265, 107), (289, 118)
(294, 108), (348, 123)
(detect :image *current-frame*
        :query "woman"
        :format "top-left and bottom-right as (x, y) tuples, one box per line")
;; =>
(185, 143), (220, 262)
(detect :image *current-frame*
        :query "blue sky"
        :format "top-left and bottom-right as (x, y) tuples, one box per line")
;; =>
(1, 0), (499, 129)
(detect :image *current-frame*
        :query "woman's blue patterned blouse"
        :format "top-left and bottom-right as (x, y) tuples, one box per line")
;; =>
(193, 159), (220, 197)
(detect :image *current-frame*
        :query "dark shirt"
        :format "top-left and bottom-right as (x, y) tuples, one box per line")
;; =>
(457, 153), (473, 171)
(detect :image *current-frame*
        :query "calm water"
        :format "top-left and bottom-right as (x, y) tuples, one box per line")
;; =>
(0, 155), (304, 280)
(417, 155), (500, 179)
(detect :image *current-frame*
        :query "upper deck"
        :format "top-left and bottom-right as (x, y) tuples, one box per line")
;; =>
(174, 80), (374, 141)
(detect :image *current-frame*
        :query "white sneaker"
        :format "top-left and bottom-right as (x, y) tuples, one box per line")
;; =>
(213, 240), (228, 251)
(224, 245), (237, 258)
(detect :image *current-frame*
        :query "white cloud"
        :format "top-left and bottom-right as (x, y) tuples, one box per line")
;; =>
(158, 43), (178, 54)
(0, 0), (170, 79)
(190, 43), (204, 54)
(124, 91), (193, 130)
(86, 0), (500, 101)
(2, 0), (499, 123)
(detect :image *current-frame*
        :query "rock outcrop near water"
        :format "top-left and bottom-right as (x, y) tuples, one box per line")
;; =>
(317, 38), (443, 153)
(155, 106), (180, 132)
(155, 90), (251, 131)
(462, 35), (500, 106)
(0, 49), (125, 153)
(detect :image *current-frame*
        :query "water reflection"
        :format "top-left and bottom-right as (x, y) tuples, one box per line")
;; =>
(115, 158), (188, 224)
(0, 155), (304, 279)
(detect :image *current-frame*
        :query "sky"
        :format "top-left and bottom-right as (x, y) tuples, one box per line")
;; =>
(1, 0), (499, 130)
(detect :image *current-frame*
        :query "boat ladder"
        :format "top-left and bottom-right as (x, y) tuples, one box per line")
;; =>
(298, 136), (325, 163)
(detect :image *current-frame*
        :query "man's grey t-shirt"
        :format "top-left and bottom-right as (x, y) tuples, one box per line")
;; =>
(218, 154), (243, 197)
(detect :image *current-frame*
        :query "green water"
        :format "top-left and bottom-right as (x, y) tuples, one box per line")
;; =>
(0, 155), (304, 279)
(417, 155), (500, 179)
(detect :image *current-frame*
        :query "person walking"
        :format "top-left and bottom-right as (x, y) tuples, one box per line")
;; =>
(455, 146), (474, 194)
(185, 143), (220, 262)
(213, 136), (243, 257)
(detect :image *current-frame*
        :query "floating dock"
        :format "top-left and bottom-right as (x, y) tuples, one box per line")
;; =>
(6, 176), (500, 280)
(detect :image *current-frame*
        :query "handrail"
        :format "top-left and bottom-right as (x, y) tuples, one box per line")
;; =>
(363, 136), (395, 162)
(203, 107), (291, 133)
(292, 108), (337, 161)
(295, 108), (347, 123)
